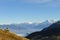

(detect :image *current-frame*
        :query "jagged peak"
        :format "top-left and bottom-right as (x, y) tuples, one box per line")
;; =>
(46, 20), (55, 24)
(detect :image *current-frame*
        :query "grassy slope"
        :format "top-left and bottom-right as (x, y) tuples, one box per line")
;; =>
(0, 29), (29, 40)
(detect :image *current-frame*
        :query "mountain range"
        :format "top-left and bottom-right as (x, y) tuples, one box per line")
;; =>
(0, 20), (54, 36)
(26, 21), (60, 40)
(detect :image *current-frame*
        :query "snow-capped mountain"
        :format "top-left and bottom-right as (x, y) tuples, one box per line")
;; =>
(0, 20), (55, 36)
(34, 20), (54, 30)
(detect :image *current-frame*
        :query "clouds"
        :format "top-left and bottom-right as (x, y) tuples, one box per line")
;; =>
(0, 0), (60, 4)
(0, 0), (60, 7)
(47, 0), (60, 7)
(20, 0), (52, 3)
(20, 0), (60, 7)
(1, 0), (60, 4)
(20, 0), (57, 3)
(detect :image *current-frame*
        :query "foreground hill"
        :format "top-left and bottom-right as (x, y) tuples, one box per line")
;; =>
(26, 21), (60, 40)
(0, 29), (29, 40)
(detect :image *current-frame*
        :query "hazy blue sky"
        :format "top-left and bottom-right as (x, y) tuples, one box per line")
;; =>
(0, 0), (60, 24)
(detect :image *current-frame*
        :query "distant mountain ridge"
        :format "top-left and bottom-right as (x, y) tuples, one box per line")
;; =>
(26, 21), (60, 40)
(0, 20), (54, 36)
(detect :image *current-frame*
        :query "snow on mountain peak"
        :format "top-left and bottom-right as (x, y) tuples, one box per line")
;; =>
(28, 21), (33, 24)
(47, 20), (54, 24)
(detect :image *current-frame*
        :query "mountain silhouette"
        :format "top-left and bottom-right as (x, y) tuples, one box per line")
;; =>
(26, 21), (60, 40)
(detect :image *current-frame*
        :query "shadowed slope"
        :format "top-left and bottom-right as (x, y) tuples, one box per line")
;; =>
(26, 21), (60, 40)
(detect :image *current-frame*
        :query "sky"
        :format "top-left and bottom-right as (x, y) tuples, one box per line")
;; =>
(0, 0), (60, 24)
